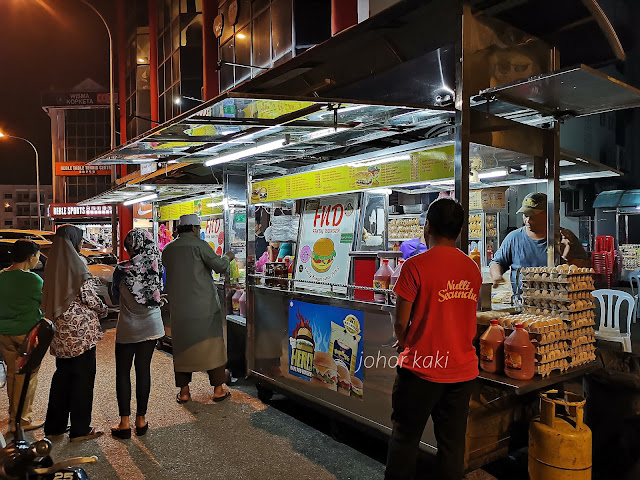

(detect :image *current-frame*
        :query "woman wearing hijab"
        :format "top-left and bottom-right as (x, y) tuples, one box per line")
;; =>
(42, 225), (107, 442)
(110, 228), (164, 439)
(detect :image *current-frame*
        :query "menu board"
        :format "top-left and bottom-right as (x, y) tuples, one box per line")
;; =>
(158, 198), (223, 221)
(294, 194), (360, 295)
(250, 145), (454, 203)
(469, 187), (508, 211)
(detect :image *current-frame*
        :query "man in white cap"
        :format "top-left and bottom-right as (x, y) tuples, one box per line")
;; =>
(162, 214), (235, 403)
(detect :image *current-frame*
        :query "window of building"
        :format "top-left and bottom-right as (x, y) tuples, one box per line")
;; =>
(4, 203), (12, 213)
(4, 220), (12, 227)
(4, 193), (11, 199)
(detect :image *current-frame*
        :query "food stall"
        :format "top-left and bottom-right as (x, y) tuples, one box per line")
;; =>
(82, 1), (640, 469)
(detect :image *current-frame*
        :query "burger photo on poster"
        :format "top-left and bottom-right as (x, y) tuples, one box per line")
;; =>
(336, 363), (352, 396)
(350, 377), (363, 399)
(311, 238), (336, 273)
(354, 171), (373, 187)
(311, 351), (338, 391)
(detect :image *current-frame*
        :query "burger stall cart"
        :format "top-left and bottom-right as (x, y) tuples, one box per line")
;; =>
(84, 0), (640, 468)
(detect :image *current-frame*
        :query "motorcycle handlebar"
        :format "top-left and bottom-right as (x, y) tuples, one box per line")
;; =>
(31, 456), (98, 475)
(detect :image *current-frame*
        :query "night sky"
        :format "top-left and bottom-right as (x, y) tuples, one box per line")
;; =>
(0, 0), (115, 185)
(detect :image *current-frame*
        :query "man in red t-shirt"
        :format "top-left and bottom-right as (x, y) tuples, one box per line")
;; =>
(385, 197), (482, 480)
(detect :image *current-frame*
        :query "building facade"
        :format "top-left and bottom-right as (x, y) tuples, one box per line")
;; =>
(42, 79), (115, 205)
(0, 185), (53, 230)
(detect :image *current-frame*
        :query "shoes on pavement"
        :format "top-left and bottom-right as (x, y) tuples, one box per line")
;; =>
(23, 420), (45, 431)
(70, 427), (103, 443)
(135, 423), (149, 436)
(110, 427), (131, 439)
(213, 391), (231, 403)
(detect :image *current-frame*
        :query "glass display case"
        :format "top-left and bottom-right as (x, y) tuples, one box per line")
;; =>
(469, 210), (500, 267)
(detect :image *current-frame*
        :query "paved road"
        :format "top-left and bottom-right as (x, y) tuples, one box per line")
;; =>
(0, 323), (504, 479)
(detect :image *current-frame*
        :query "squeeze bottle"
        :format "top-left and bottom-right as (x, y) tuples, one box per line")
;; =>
(373, 259), (394, 303)
(479, 319), (505, 373)
(504, 323), (535, 380)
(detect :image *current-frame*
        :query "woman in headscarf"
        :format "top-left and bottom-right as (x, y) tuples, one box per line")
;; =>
(42, 225), (107, 442)
(110, 228), (164, 439)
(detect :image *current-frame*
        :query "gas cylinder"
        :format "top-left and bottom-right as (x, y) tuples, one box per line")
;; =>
(529, 390), (592, 480)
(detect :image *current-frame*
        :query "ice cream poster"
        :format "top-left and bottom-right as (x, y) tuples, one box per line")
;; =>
(288, 300), (364, 399)
(294, 193), (360, 294)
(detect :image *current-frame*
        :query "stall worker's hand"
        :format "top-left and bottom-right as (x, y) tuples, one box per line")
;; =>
(392, 340), (404, 354)
(225, 251), (236, 261)
(492, 277), (505, 288)
(160, 294), (168, 306)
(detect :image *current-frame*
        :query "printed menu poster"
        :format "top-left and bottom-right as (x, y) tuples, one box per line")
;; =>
(202, 217), (224, 256)
(294, 194), (360, 294)
(288, 300), (364, 399)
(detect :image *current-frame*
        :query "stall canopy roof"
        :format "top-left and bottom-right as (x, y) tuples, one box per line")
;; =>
(594, 190), (640, 209)
(79, 182), (221, 206)
(88, 93), (453, 175)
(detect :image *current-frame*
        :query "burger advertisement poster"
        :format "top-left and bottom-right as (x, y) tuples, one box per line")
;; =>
(288, 300), (364, 399)
(294, 194), (360, 294)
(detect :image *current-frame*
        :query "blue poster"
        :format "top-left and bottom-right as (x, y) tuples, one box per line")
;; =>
(288, 300), (364, 399)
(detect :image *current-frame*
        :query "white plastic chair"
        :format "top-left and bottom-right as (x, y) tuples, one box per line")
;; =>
(592, 289), (634, 353)
(629, 269), (640, 323)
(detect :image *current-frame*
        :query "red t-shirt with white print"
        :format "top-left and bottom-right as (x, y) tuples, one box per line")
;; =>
(393, 246), (482, 383)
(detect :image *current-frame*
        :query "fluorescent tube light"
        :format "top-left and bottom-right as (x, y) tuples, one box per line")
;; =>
(478, 169), (508, 179)
(123, 193), (158, 206)
(369, 189), (393, 195)
(204, 139), (285, 167)
(303, 127), (348, 141)
(429, 179), (455, 185)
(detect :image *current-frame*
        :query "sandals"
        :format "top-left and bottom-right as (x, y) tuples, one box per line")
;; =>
(110, 427), (131, 439)
(176, 393), (191, 404)
(70, 427), (104, 443)
(213, 391), (231, 403)
(135, 422), (149, 436)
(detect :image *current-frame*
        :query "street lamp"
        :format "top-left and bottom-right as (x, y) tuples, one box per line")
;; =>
(0, 133), (42, 230)
(77, 0), (117, 252)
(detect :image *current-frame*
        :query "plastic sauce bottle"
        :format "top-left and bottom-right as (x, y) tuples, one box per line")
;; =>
(373, 259), (394, 303)
(232, 289), (242, 315)
(470, 246), (482, 270)
(389, 259), (405, 305)
(504, 323), (535, 380)
(288, 256), (295, 279)
(479, 319), (505, 373)
(239, 290), (247, 318)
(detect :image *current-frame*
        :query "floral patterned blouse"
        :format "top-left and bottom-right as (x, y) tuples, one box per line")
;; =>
(50, 278), (108, 359)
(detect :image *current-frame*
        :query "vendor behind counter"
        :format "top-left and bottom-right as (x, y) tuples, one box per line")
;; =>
(490, 192), (589, 294)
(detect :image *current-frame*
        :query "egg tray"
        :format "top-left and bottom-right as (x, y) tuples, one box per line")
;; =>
(498, 315), (566, 333)
(569, 351), (597, 367)
(536, 359), (571, 377)
(521, 266), (594, 276)
(536, 350), (571, 364)
(521, 289), (594, 300)
(535, 341), (568, 355)
(567, 335), (596, 348)
(565, 319), (596, 331)
(569, 344), (596, 356)
(566, 327), (596, 340)
(522, 296), (596, 308)
(522, 305), (596, 316)
(521, 281), (595, 293)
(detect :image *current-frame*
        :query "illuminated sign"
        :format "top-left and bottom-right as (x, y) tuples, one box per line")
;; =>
(55, 162), (112, 176)
(48, 203), (113, 218)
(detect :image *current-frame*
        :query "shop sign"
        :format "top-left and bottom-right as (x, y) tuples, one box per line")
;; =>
(469, 187), (508, 211)
(250, 145), (455, 203)
(41, 91), (117, 107)
(140, 162), (158, 175)
(294, 194), (359, 295)
(55, 162), (112, 176)
(288, 300), (364, 399)
(133, 203), (153, 219)
(48, 203), (113, 218)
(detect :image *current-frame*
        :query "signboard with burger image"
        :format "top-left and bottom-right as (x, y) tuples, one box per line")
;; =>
(294, 194), (360, 294)
(288, 300), (364, 399)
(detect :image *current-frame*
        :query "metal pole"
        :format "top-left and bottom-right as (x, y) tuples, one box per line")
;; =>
(3, 135), (41, 229)
(78, 0), (117, 252)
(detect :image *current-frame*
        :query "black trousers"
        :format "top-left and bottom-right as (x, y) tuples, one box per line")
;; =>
(44, 347), (96, 438)
(115, 339), (157, 417)
(385, 367), (475, 480)
(175, 365), (226, 388)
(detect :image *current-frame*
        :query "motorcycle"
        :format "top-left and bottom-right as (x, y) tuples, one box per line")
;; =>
(0, 319), (97, 479)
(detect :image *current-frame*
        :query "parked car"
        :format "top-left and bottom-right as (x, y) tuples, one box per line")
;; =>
(0, 229), (117, 265)
(0, 239), (118, 314)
